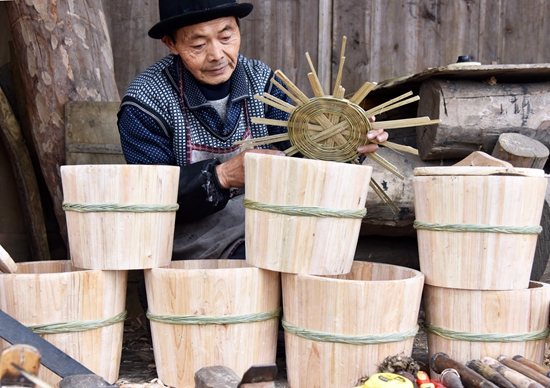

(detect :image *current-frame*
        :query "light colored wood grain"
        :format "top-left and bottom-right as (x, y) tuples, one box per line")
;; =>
(145, 260), (280, 388)
(282, 261), (424, 388)
(424, 282), (550, 369)
(244, 153), (372, 275)
(0, 261), (127, 386)
(492, 133), (549, 169)
(61, 164), (179, 270)
(0, 245), (18, 273)
(413, 167), (548, 289)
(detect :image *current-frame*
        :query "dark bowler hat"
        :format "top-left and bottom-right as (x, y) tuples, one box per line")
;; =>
(149, 0), (253, 39)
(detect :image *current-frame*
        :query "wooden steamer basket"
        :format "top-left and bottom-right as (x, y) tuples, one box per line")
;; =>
(144, 260), (281, 388)
(61, 164), (180, 269)
(244, 153), (372, 275)
(413, 152), (547, 290)
(282, 261), (424, 388)
(424, 281), (550, 370)
(0, 260), (127, 386)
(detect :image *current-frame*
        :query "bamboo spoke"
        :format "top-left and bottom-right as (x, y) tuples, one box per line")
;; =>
(305, 52), (325, 97)
(367, 95), (420, 117)
(274, 70), (310, 103)
(333, 36), (347, 96)
(254, 94), (295, 114)
(270, 78), (302, 106)
(366, 152), (404, 180)
(308, 73), (325, 98)
(250, 117), (289, 127)
(370, 178), (399, 213)
(370, 117), (440, 130)
(349, 81), (377, 104)
(378, 141), (419, 155)
(364, 91), (413, 117)
(234, 133), (290, 148)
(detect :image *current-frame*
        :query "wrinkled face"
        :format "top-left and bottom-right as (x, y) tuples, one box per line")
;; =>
(162, 16), (241, 85)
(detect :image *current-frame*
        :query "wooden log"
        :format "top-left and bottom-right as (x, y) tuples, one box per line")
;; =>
(491, 133), (549, 169)
(0, 86), (50, 262)
(5, 1), (121, 246)
(416, 79), (550, 160)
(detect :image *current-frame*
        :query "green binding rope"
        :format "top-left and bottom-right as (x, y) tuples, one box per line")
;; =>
(243, 198), (366, 219)
(282, 317), (419, 345)
(414, 221), (542, 235)
(62, 202), (179, 213)
(27, 311), (127, 335)
(424, 323), (550, 342)
(146, 307), (282, 325)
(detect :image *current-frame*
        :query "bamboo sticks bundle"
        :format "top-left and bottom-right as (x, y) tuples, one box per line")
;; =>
(234, 36), (440, 205)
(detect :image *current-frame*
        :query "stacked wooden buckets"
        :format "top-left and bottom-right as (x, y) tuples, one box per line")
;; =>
(0, 165), (180, 386)
(243, 153), (425, 388)
(413, 152), (550, 372)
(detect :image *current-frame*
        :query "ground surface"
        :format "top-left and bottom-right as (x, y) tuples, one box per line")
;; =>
(114, 260), (550, 388)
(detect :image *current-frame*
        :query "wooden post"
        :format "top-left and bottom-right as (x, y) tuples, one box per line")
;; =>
(5, 0), (120, 245)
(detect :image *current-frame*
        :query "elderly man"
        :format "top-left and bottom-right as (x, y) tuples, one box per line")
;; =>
(117, 0), (388, 261)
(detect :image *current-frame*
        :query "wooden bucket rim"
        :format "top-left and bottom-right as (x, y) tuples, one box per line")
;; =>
(147, 259), (268, 274)
(0, 260), (105, 277)
(414, 166), (544, 177)
(425, 280), (549, 294)
(244, 152), (374, 172)
(60, 164), (180, 172)
(284, 261), (424, 284)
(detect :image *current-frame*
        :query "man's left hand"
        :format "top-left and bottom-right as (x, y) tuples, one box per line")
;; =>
(357, 116), (388, 154)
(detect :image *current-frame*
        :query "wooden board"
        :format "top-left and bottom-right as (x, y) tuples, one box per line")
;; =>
(65, 101), (125, 165)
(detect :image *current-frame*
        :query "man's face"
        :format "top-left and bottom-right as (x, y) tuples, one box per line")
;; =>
(162, 16), (241, 85)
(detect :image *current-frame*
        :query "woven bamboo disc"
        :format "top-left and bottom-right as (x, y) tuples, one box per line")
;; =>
(287, 96), (371, 162)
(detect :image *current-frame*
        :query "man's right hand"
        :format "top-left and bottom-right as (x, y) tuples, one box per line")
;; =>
(215, 149), (285, 189)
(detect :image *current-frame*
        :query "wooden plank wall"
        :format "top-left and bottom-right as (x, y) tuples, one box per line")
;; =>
(47, 0), (550, 99)
(2, 1), (549, 97)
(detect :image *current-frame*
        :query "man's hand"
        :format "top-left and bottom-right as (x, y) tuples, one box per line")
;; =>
(215, 149), (285, 189)
(357, 116), (388, 154)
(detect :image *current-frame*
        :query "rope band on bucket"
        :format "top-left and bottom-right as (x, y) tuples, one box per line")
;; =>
(424, 323), (550, 342)
(146, 307), (282, 325)
(243, 198), (366, 219)
(413, 221), (542, 235)
(281, 317), (419, 345)
(27, 310), (127, 335)
(62, 202), (179, 213)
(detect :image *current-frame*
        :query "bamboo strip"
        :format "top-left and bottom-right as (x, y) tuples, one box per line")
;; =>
(262, 92), (296, 111)
(305, 52), (325, 97)
(379, 141), (419, 155)
(308, 73), (325, 98)
(270, 78), (303, 106)
(250, 117), (289, 127)
(366, 152), (404, 180)
(371, 117), (440, 131)
(234, 133), (290, 148)
(368, 96), (420, 117)
(370, 178), (399, 213)
(349, 81), (378, 104)
(364, 91), (413, 117)
(274, 70), (310, 103)
(253, 94), (295, 114)
(332, 36), (347, 96)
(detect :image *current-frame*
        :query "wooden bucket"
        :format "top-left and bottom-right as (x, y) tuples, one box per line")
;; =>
(0, 260), (127, 386)
(61, 164), (180, 269)
(424, 282), (550, 372)
(144, 260), (281, 388)
(282, 261), (424, 388)
(414, 155), (547, 290)
(244, 153), (373, 275)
